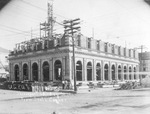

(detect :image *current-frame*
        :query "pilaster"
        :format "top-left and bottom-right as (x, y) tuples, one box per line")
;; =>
(83, 58), (87, 81)
(127, 64), (129, 80)
(136, 65), (139, 80)
(38, 59), (41, 81)
(131, 65), (134, 80)
(109, 62), (112, 81)
(65, 56), (70, 80)
(49, 58), (53, 81)
(28, 61), (31, 81)
(93, 60), (96, 81)
(101, 60), (104, 81)
(121, 63), (124, 81)
(115, 63), (118, 80)
(19, 62), (23, 81)
(9, 63), (12, 81)
(62, 56), (66, 80)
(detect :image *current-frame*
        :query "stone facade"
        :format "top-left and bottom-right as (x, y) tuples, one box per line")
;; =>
(139, 52), (150, 76)
(8, 34), (139, 84)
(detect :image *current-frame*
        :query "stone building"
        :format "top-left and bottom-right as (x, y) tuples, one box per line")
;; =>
(139, 52), (150, 77)
(8, 34), (139, 85)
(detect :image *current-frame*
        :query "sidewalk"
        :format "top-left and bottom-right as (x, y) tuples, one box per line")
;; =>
(0, 87), (116, 101)
(59, 87), (115, 94)
(0, 89), (70, 101)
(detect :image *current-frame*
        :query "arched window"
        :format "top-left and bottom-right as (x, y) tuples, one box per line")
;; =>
(54, 60), (62, 81)
(124, 66), (127, 80)
(23, 64), (28, 80)
(96, 63), (101, 80)
(76, 61), (82, 81)
(104, 64), (109, 80)
(118, 65), (121, 80)
(43, 61), (49, 81)
(32, 63), (38, 81)
(87, 62), (92, 81)
(112, 65), (115, 80)
(14, 65), (19, 81)
(129, 67), (132, 80)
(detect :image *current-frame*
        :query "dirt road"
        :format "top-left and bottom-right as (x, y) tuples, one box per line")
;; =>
(0, 88), (150, 114)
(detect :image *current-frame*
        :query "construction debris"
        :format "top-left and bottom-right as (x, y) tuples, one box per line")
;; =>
(117, 81), (140, 90)
(141, 75), (150, 88)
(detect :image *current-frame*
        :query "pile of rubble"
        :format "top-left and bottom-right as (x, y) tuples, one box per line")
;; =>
(117, 81), (140, 90)
(141, 75), (150, 88)
(117, 75), (150, 90)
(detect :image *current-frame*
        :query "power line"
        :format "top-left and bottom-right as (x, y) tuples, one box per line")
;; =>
(9, 3), (46, 22)
(0, 24), (31, 33)
(20, 0), (70, 20)
(114, 0), (150, 26)
(21, 0), (46, 11)
(0, 24), (41, 37)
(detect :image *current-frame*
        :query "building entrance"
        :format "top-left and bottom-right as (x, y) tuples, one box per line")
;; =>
(32, 63), (38, 81)
(112, 65), (115, 80)
(76, 61), (82, 81)
(23, 64), (28, 80)
(104, 64), (109, 80)
(87, 62), (92, 81)
(54, 60), (62, 81)
(43, 61), (49, 81)
(96, 63), (101, 80)
(14, 65), (19, 81)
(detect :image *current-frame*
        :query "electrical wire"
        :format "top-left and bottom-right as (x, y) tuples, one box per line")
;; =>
(9, 3), (46, 22)
(20, 0), (71, 20)
(1, 0), (145, 45)
(114, 0), (150, 26)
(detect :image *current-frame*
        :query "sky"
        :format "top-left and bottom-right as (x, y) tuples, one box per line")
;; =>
(0, 0), (150, 52)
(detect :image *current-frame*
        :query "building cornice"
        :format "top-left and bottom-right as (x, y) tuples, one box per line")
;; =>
(9, 47), (139, 64)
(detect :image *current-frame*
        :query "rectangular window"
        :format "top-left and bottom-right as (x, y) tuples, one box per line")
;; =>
(133, 50), (135, 58)
(129, 49), (131, 57)
(111, 44), (115, 54)
(96, 40), (100, 50)
(76, 35), (81, 46)
(87, 38), (91, 49)
(118, 46), (121, 55)
(104, 43), (108, 52)
(124, 48), (126, 56)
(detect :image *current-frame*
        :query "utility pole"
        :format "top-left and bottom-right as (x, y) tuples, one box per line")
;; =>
(63, 18), (80, 92)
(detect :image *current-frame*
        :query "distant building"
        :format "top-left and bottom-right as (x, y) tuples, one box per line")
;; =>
(0, 68), (8, 78)
(0, 47), (9, 79)
(139, 52), (150, 77)
(8, 34), (139, 84)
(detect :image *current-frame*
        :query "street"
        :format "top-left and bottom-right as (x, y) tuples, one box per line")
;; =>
(0, 88), (150, 114)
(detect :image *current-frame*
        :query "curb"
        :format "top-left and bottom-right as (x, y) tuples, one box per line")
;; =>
(59, 90), (77, 94)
